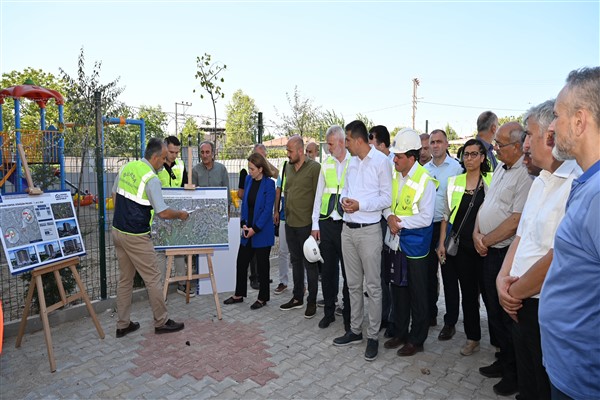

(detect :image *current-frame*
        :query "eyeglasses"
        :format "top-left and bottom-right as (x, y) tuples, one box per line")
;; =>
(493, 139), (518, 148)
(463, 151), (483, 159)
(368, 133), (375, 140)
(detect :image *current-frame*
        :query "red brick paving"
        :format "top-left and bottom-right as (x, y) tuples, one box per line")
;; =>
(129, 319), (278, 385)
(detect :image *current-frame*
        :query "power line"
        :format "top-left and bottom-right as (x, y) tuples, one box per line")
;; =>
(419, 100), (526, 113)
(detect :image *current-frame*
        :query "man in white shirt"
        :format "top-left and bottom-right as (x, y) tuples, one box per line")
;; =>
(496, 100), (581, 400)
(332, 120), (392, 362)
(424, 130), (464, 336)
(311, 126), (351, 331)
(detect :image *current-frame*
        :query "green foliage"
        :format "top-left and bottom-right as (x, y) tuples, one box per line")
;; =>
(275, 86), (321, 139)
(262, 133), (275, 142)
(1, 68), (69, 131)
(320, 109), (345, 129)
(225, 89), (258, 148)
(60, 47), (125, 156)
(390, 127), (401, 137)
(194, 53), (227, 147)
(181, 117), (202, 145)
(30, 164), (60, 190)
(138, 105), (168, 139)
(444, 123), (459, 140)
(498, 114), (525, 127)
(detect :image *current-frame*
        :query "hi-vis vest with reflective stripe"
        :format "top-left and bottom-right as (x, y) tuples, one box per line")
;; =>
(158, 158), (184, 188)
(319, 156), (349, 219)
(116, 161), (156, 205)
(391, 164), (438, 258)
(446, 172), (492, 225)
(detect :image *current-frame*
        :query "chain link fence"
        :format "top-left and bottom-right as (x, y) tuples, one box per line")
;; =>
(1, 138), (289, 322)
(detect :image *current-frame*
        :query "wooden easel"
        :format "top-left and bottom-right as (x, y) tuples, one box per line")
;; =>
(162, 248), (222, 320)
(15, 256), (105, 372)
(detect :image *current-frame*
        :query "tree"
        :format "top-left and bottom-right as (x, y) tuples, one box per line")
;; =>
(225, 89), (257, 148)
(319, 109), (345, 130)
(60, 47), (125, 155)
(137, 105), (168, 139)
(275, 86), (321, 139)
(180, 117), (203, 146)
(444, 123), (460, 140)
(194, 53), (226, 148)
(498, 114), (525, 126)
(1, 68), (69, 131)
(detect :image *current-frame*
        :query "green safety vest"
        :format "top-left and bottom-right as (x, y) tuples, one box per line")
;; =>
(116, 160), (156, 206)
(391, 163), (439, 217)
(390, 163), (438, 258)
(319, 156), (349, 218)
(446, 173), (493, 225)
(157, 158), (184, 188)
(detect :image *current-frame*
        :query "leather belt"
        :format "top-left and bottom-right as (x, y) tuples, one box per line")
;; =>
(344, 221), (378, 229)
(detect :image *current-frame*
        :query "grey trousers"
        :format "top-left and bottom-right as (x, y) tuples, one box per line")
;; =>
(341, 223), (383, 339)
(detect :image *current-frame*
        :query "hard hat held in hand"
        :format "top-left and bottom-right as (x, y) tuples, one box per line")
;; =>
(389, 128), (422, 154)
(303, 236), (324, 263)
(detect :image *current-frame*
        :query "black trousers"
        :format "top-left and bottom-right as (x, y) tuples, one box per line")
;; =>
(248, 255), (258, 283)
(319, 218), (350, 328)
(441, 243), (483, 340)
(234, 244), (271, 302)
(392, 255), (429, 346)
(512, 298), (550, 400)
(379, 218), (394, 329)
(286, 224), (319, 304)
(425, 222), (442, 321)
(483, 246), (516, 382)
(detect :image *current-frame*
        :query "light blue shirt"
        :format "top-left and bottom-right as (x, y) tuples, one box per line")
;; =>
(539, 160), (600, 399)
(424, 155), (463, 222)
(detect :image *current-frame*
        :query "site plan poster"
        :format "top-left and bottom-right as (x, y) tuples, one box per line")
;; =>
(152, 187), (229, 250)
(0, 191), (86, 275)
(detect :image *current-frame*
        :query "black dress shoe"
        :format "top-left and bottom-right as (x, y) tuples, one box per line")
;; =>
(250, 300), (266, 310)
(493, 378), (518, 396)
(397, 343), (424, 357)
(479, 360), (503, 378)
(383, 327), (396, 338)
(250, 280), (260, 290)
(438, 325), (456, 341)
(155, 319), (184, 334)
(224, 296), (243, 305)
(116, 321), (140, 338)
(318, 315), (335, 329)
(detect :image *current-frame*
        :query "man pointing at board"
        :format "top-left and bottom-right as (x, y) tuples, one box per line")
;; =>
(111, 138), (190, 338)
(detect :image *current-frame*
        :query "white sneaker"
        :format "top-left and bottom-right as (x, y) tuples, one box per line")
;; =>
(460, 340), (480, 356)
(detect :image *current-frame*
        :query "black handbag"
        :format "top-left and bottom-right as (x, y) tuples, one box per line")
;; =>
(444, 175), (482, 257)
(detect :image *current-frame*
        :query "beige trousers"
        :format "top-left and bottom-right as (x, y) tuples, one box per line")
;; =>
(113, 229), (168, 329)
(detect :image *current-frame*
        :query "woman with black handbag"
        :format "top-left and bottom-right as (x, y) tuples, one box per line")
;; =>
(436, 139), (492, 356)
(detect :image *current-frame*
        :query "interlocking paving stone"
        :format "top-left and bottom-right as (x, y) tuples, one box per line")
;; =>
(1, 260), (512, 399)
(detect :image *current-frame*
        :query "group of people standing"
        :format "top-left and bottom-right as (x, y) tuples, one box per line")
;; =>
(110, 67), (598, 400)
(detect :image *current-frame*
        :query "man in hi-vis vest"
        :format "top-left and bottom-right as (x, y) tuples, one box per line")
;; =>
(382, 128), (438, 357)
(112, 138), (190, 338)
(156, 136), (190, 296)
(310, 125), (351, 331)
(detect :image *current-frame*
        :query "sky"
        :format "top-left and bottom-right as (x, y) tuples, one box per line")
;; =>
(1, 0), (599, 138)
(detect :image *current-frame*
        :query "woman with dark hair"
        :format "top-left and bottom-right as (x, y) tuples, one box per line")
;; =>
(436, 139), (493, 356)
(224, 153), (275, 309)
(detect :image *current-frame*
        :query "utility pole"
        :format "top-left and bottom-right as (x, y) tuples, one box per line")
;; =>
(412, 78), (420, 130)
(175, 101), (192, 143)
(257, 112), (264, 143)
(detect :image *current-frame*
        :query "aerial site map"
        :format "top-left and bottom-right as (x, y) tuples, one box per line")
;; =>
(0, 191), (85, 274)
(152, 187), (229, 249)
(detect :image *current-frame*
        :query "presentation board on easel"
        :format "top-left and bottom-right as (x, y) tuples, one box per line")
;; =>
(0, 191), (86, 275)
(151, 187), (229, 250)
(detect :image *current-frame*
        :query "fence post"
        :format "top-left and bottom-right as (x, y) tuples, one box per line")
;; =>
(94, 91), (107, 299)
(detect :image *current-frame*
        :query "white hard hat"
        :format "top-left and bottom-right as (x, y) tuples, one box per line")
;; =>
(389, 128), (422, 154)
(303, 236), (324, 263)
